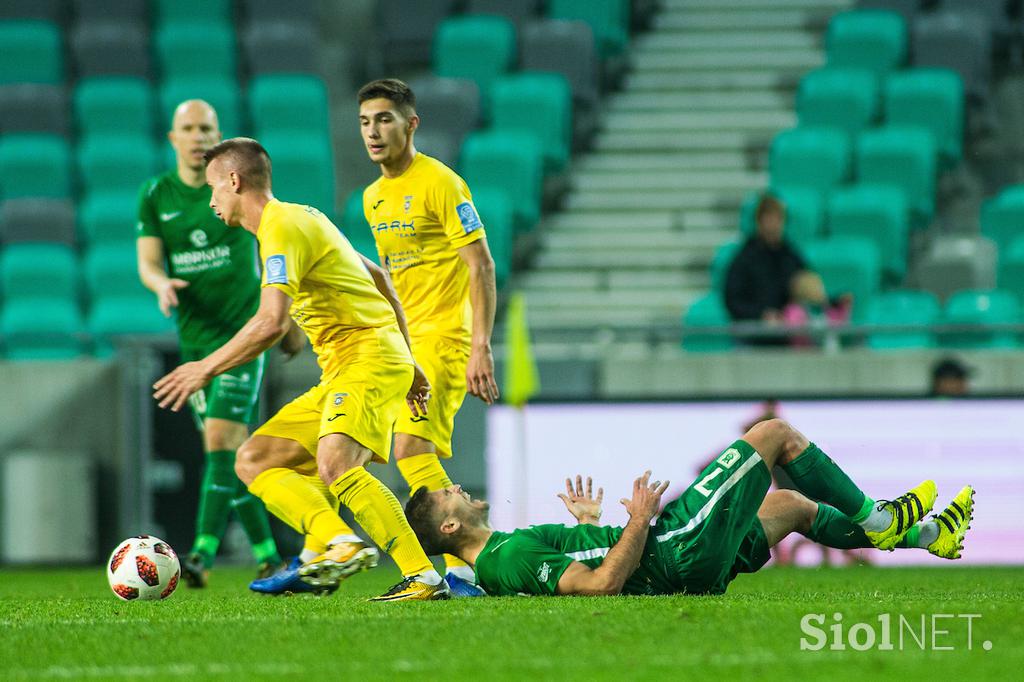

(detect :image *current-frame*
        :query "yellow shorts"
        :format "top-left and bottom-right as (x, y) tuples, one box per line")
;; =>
(254, 359), (414, 464)
(396, 336), (469, 458)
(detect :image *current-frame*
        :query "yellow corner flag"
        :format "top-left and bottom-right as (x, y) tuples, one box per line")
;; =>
(504, 292), (539, 407)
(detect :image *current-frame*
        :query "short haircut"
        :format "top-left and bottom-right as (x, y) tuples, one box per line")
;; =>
(357, 78), (416, 118)
(405, 487), (457, 556)
(203, 137), (272, 189)
(755, 192), (785, 224)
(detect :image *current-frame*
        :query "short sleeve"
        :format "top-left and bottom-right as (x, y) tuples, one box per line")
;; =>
(136, 179), (161, 239)
(497, 537), (575, 596)
(258, 218), (312, 299)
(429, 168), (486, 250)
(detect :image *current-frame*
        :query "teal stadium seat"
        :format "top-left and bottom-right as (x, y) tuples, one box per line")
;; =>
(470, 186), (513, 287)
(78, 136), (159, 198)
(83, 242), (150, 300)
(739, 186), (824, 246)
(2, 298), (85, 360)
(249, 75), (329, 137)
(884, 68), (964, 164)
(682, 294), (734, 352)
(863, 289), (940, 350)
(340, 189), (379, 261)
(825, 10), (906, 78)
(490, 73), (572, 173)
(154, 0), (233, 25)
(769, 127), (851, 198)
(796, 68), (879, 140)
(856, 126), (936, 222)
(79, 192), (138, 245)
(260, 133), (335, 217)
(460, 130), (543, 233)
(827, 184), (908, 279)
(804, 236), (881, 318)
(74, 78), (155, 142)
(549, 0), (629, 58)
(980, 191), (1024, 252)
(710, 240), (741, 294)
(434, 16), (516, 110)
(155, 23), (236, 82)
(942, 289), (1019, 349)
(159, 77), (242, 136)
(997, 237), (1024, 303)
(88, 295), (175, 355)
(0, 243), (78, 302)
(0, 134), (71, 199)
(0, 21), (63, 84)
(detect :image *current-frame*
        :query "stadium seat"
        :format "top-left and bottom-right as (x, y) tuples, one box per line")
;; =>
(460, 130), (543, 233)
(248, 75), (329, 138)
(88, 295), (175, 355)
(70, 22), (151, 79)
(159, 78), (242, 136)
(407, 76), (481, 151)
(240, 0), (316, 27)
(466, 0), (543, 28)
(340, 188), (378, 261)
(433, 16), (516, 110)
(260, 133), (335, 216)
(71, 0), (148, 27)
(0, 21), (63, 84)
(912, 9), (991, 101)
(856, 126), (936, 222)
(863, 289), (941, 350)
(941, 289), (1019, 349)
(997, 236), (1024, 303)
(0, 134), (71, 199)
(855, 0), (918, 25)
(412, 129), (462, 169)
(0, 243), (78, 302)
(827, 184), (908, 279)
(241, 21), (317, 75)
(470, 186), (514, 287)
(0, 84), (69, 135)
(155, 23), (237, 83)
(0, 198), (76, 246)
(981, 192), (1024, 252)
(681, 294), (734, 352)
(377, 0), (459, 69)
(884, 69), (964, 164)
(77, 136), (159, 198)
(1, 297), (86, 360)
(548, 0), (629, 59)
(769, 127), (851, 197)
(825, 9), (906, 78)
(83, 242), (148, 300)
(915, 235), (997, 302)
(796, 68), (878, 140)
(709, 240), (741, 294)
(74, 78), (155, 143)
(739, 187), (824, 246)
(78, 192), (138, 246)
(154, 0), (232, 25)
(803, 236), (882, 317)
(490, 73), (573, 173)
(1, 0), (65, 23)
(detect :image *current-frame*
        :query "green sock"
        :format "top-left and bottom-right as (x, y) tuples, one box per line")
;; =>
(231, 477), (282, 564)
(191, 450), (238, 567)
(807, 503), (873, 549)
(781, 443), (870, 519)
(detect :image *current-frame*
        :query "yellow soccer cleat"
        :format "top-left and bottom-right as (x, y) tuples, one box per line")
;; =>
(865, 480), (938, 551)
(928, 485), (975, 560)
(299, 542), (379, 587)
(369, 575), (451, 602)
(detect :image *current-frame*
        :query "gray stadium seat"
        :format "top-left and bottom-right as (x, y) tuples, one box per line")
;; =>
(241, 22), (318, 75)
(914, 235), (998, 302)
(70, 0), (148, 26)
(912, 9), (992, 101)
(0, 198), (76, 246)
(71, 22), (151, 79)
(408, 76), (481, 150)
(376, 0), (459, 69)
(856, 0), (920, 25)
(0, 84), (68, 135)
(240, 0), (316, 27)
(0, 0), (66, 23)
(412, 129), (461, 169)
(940, 0), (1012, 40)
(466, 0), (543, 29)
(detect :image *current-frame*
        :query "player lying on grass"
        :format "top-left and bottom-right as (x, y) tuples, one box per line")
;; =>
(405, 418), (975, 596)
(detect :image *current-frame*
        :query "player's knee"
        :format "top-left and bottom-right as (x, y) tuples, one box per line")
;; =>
(746, 418), (807, 465)
(234, 439), (264, 484)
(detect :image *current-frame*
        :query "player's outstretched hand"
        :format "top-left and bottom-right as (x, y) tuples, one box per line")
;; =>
(407, 363), (431, 418)
(557, 475), (604, 525)
(153, 361), (212, 412)
(157, 278), (189, 317)
(620, 470), (669, 523)
(466, 345), (499, 405)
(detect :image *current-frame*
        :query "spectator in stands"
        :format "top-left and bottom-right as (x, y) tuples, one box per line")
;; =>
(930, 357), (972, 397)
(724, 193), (849, 346)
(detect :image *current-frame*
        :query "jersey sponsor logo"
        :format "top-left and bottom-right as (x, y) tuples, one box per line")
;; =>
(374, 219), (415, 235)
(537, 562), (551, 583)
(189, 229), (208, 248)
(456, 202), (482, 233)
(170, 245), (231, 275)
(409, 415), (429, 423)
(159, 211), (182, 222)
(373, 199), (384, 209)
(265, 255), (288, 284)
(326, 413), (346, 422)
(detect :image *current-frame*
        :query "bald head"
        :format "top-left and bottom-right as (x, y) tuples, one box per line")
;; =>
(168, 99), (221, 173)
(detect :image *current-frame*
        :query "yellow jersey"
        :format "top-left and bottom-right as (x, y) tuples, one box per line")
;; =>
(363, 153), (485, 347)
(257, 199), (411, 377)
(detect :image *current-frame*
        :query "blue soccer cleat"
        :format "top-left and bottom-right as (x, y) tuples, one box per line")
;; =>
(445, 571), (487, 598)
(249, 557), (338, 596)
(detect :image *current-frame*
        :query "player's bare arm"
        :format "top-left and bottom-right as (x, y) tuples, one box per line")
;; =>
(136, 236), (189, 317)
(557, 475), (604, 525)
(359, 254), (430, 417)
(458, 239), (499, 405)
(555, 471), (669, 596)
(153, 286), (292, 411)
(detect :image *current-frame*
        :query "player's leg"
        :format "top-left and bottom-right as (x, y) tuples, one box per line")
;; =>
(743, 418), (937, 550)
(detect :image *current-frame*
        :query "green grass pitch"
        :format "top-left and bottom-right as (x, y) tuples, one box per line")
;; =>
(1, 564), (1020, 680)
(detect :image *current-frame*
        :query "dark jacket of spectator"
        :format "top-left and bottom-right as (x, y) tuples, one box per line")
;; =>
(724, 236), (807, 321)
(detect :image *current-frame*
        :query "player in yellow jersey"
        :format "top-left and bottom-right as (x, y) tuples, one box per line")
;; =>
(357, 79), (499, 596)
(153, 137), (450, 601)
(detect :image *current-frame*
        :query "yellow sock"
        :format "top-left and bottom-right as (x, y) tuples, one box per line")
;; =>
(396, 453), (469, 570)
(329, 466), (433, 577)
(248, 467), (353, 548)
(300, 472), (346, 554)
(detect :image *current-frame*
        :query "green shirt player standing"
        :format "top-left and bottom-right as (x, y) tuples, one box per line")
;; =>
(136, 99), (284, 587)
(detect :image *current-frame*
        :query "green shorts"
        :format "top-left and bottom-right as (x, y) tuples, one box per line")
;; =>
(180, 346), (265, 428)
(654, 439), (772, 595)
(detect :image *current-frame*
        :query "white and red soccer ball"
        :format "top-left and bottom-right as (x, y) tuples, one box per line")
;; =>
(106, 535), (180, 601)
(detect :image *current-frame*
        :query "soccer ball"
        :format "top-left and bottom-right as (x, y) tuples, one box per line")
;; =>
(106, 535), (180, 601)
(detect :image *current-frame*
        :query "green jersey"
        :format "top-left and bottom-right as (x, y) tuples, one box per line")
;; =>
(136, 170), (260, 349)
(474, 524), (677, 597)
